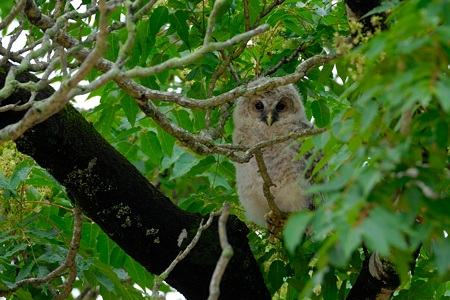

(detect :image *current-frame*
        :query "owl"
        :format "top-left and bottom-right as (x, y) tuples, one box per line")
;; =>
(233, 77), (318, 231)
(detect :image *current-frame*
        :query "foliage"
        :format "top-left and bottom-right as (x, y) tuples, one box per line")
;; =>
(1, 0), (449, 299)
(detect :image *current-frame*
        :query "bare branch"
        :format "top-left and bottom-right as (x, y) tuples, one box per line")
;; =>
(141, 53), (340, 109)
(151, 208), (223, 299)
(125, 24), (270, 78)
(208, 203), (233, 300)
(253, 150), (283, 218)
(0, 0), (115, 142)
(254, 0), (285, 29)
(0, 99), (35, 112)
(204, 0), (226, 45)
(243, 0), (251, 31)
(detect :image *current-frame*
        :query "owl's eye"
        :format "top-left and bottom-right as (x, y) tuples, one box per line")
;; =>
(254, 101), (264, 111)
(276, 102), (286, 112)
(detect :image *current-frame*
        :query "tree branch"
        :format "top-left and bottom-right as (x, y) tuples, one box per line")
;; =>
(208, 203), (233, 300)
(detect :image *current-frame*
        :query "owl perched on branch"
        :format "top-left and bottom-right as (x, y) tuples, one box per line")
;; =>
(233, 77), (319, 233)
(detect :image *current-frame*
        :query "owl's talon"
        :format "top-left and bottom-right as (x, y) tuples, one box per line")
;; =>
(264, 211), (289, 243)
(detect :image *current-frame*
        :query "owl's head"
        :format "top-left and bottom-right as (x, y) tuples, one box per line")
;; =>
(233, 77), (308, 130)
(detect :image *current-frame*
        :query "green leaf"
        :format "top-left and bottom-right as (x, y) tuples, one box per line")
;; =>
(140, 131), (163, 166)
(94, 269), (115, 292)
(247, 0), (261, 25)
(360, 208), (409, 256)
(284, 211), (314, 255)
(171, 109), (193, 131)
(187, 82), (206, 99)
(26, 168), (60, 188)
(11, 289), (33, 300)
(283, 18), (304, 36)
(10, 159), (33, 188)
(5, 244), (28, 258)
(97, 234), (116, 266)
(432, 238), (450, 277)
(15, 261), (35, 282)
(150, 7), (169, 37)
(110, 246), (126, 269)
(435, 119), (449, 149)
(169, 10), (191, 50)
(37, 252), (64, 264)
(18, 213), (40, 227)
(0, 1), (14, 19)
(322, 269), (338, 299)
(311, 99), (330, 128)
(435, 77), (450, 113)
(318, 64), (334, 86)
(120, 94), (139, 126)
(359, 101), (379, 133)
(117, 140), (139, 162)
(185, 156), (216, 176)
(156, 126), (175, 157)
(170, 153), (198, 180)
(125, 256), (154, 291)
(97, 105), (120, 138)
(267, 260), (287, 294)
(339, 227), (362, 260)
(81, 222), (100, 250)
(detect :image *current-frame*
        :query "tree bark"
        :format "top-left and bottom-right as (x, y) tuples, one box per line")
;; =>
(0, 66), (271, 300)
(346, 252), (400, 300)
(344, 0), (387, 33)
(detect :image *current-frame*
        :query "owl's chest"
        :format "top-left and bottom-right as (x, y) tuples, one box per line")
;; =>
(237, 143), (303, 186)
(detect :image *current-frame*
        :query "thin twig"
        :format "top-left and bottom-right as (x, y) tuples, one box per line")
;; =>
(265, 41), (307, 76)
(0, 0), (116, 142)
(125, 24), (270, 78)
(204, 0), (226, 45)
(208, 203), (233, 300)
(253, 150), (283, 218)
(151, 209), (223, 299)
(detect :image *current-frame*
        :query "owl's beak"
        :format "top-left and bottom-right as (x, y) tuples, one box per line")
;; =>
(266, 112), (273, 126)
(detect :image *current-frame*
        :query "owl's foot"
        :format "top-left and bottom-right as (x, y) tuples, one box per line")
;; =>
(264, 211), (289, 243)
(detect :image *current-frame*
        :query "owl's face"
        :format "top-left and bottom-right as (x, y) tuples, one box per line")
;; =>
(247, 96), (297, 127)
(233, 79), (309, 145)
